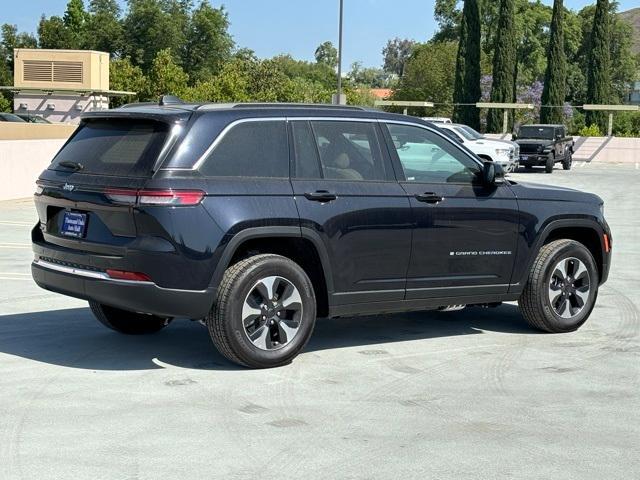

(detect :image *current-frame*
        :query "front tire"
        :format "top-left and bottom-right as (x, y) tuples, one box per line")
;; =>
(89, 302), (172, 334)
(207, 254), (317, 368)
(563, 151), (572, 170)
(545, 154), (555, 173)
(519, 240), (598, 333)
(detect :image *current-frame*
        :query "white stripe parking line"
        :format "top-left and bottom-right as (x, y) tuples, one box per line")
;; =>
(0, 276), (33, 281)
(0, 221), (34, 227)
(0, 272), (30, 276)
(0, 244), (31, 249)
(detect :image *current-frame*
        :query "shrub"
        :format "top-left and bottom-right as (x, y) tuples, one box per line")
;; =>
(578, 124), (603, 137)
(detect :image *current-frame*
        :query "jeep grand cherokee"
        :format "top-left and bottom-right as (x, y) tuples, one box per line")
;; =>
(31, 99), (612, 368)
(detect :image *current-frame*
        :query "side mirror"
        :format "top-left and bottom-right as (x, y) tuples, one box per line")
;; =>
(511, 133), (517, 141)
(483, 161), (505, 187)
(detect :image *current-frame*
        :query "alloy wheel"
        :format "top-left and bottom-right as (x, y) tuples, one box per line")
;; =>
(242, 276), (303, 351)
(547, 257), (591, 319)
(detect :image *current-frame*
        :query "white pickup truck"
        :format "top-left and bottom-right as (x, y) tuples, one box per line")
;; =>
(436, 123), (519, 173)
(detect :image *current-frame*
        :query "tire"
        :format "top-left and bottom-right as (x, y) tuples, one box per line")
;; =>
(207, 254), (317, 368)
(519, 239), (599, 333)
(89, 301), (172, 335)
(545, 154), (555, 173)
(563, 151), (572, 170)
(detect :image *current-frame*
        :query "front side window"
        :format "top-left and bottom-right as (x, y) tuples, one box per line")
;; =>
(386, 123), (481, 184)
(199, 120), (288, 178)
(305, 121), (389, 181)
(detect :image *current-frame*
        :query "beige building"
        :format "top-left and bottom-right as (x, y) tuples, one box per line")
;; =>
(2, 48), (133, 124)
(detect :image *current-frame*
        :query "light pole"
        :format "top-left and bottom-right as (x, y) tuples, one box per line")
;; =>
(335, 0), (344, 105)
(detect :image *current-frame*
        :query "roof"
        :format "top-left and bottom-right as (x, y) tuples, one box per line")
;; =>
(368, 88), (393, 100)
(90, 101), (438, 126)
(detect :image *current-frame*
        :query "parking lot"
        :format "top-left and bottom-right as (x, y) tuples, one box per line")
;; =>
(0, 162), (638, 479)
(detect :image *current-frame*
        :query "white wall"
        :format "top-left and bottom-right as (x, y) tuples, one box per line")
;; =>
(0, 139), (66, 202)
(13, 93), (108, 124)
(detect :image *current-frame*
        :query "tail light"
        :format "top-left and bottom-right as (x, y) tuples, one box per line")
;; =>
(104, 188), (204, 206)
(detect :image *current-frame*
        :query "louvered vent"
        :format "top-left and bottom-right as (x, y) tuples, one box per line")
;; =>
(53, 61), (83, 83)
(23, 60), (53, 82)
(22, 60), (83, 84)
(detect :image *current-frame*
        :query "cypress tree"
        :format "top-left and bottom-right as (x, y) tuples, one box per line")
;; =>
(585, 0), (611, 132)
(486, 0), (517, 133)
(540, 0), (567, 124)
(452, 0), (481, 130)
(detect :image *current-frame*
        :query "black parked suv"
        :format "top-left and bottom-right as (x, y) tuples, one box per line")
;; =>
(515, 124), (574, 173)
(31, 100), (612, 368)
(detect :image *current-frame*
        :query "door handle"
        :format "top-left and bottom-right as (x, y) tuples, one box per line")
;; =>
(415, 192), (443, 204)
(304, 190), (337, 202)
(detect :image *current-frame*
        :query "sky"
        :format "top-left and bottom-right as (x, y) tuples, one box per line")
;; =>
(4, 0), (639, 68)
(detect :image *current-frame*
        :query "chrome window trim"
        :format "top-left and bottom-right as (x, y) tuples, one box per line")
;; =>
(162, 115), (481, 172)
(163, 116), (382, 171)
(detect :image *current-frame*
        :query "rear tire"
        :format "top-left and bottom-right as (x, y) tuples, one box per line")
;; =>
(519, 240), (598, 333)
(89, 302), (172, 335)
(207, 254), (317, 368)
(545, 154), (555, 173)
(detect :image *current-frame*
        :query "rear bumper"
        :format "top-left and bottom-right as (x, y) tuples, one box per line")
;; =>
(32, 260), (215, 319)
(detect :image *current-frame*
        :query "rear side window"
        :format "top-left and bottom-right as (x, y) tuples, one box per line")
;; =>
(307, 121), (389, 181)
(51, 120), (169, 177)
(199, 120), (288, 178)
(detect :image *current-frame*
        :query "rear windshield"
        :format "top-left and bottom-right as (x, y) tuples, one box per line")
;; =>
(50, 119), (169, 177)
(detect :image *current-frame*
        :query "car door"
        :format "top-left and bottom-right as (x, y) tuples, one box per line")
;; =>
(289, 119), (412, 306)
(381, 121), (519, 300)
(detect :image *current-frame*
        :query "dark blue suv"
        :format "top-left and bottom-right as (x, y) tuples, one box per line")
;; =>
(31, 100), (612, 368)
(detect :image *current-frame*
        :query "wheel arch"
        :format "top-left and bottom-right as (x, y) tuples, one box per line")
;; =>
(530, 219), (605, 283)
(209, 227), (333, 318)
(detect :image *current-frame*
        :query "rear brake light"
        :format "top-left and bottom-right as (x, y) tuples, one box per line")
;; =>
(104, 188), (204, 206)
(106, 269), (152, 282)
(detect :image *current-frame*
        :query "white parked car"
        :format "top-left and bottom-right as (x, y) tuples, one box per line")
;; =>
(422, 117), (452, 124)
(436, 123), (519, 173)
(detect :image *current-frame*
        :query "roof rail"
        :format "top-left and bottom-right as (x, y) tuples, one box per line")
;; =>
(232, 102), (365, 111)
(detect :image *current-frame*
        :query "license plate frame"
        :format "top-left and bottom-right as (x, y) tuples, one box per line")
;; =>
(61, 211), (88, 238)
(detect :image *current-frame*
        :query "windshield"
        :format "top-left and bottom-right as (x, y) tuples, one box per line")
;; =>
(50, 119), (169, 177)
(457, 125), (484, 140)
(519, 126), (555, 140)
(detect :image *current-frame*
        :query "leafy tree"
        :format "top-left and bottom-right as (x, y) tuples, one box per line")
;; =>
(123, 0), (187, 71)
(585, 0), (611, 132)
(433, 0), (461, 42)
(63, 0), (89, 48)
(270, 54), (335, 89)
(109, 57), (147, 105)
(453, 0), (481, 129)
(183, 1), (234, 82)
(382, 38), (416, 76)
(2, 24), (37, 65)
(0, 93), (10, 112)
(487, 0), (517, 132)
(348, 62), (389, 88)
(85, 0), (124, 55)
(392, 42), (458, 117)
(144, 48), (189, 99)
(314, 41), (338, 68)
(540, 0), (567, 124)
(38, 16), (73, 49)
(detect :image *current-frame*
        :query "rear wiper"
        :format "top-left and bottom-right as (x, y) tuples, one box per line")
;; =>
(58, 161), (84, 171)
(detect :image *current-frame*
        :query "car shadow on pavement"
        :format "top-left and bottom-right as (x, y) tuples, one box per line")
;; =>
(0, 304), (537, 371)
